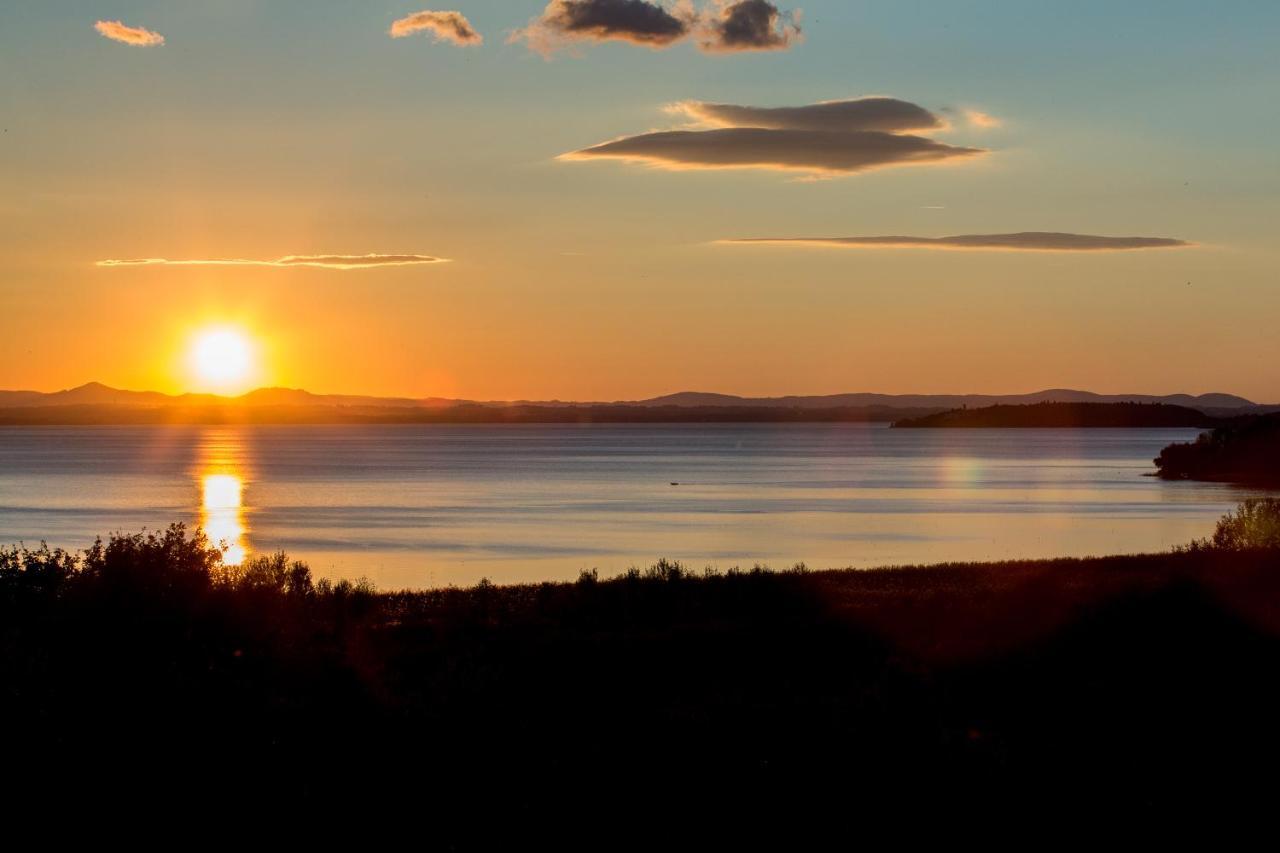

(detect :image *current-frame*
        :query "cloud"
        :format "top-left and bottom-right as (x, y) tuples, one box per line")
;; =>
(567, 129), (981, 174)
(96, 254), (448, 270)
(511, 1), (805, 56)
(94, 20), (165, 47)
(564, 97), (984, 175)
(964, 109), (1002, 129)
(669, 97), (942, 133)
(389, 10), (483, 45)
(699, 1), (800, 52)
(512, 0), (694, 55)
(721, 232), (1193, 252)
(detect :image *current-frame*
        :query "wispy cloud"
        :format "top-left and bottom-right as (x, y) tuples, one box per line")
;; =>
(721, 232), (1194, 252)
(699, 1), (801, 53)
(389, 10), (483, 46)
(564, 97), (984, 176)
(96, 254), (448, 270)
(94, 20), (165, 47)
(511, 0), (694, 55)
(964, 109), (1002, 129)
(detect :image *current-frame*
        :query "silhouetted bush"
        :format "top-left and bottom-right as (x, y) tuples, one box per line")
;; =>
(1191, 498), (1280, 551)
(220, 550), (314, 594)
(6, 521), (1280, 834)
(79, 525), (223, 604)
(0, 541), (78, 601)
(0, 524), (377, 604)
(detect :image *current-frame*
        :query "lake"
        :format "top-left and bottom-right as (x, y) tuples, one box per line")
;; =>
(0, 424), (1268, 587)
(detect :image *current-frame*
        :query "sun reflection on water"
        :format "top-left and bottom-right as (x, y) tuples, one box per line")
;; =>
(202, 473), (246, 565)
(198, 430), (250, 566)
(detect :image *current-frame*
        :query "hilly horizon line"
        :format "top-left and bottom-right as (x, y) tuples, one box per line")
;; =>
(0, 381), (1270, 410)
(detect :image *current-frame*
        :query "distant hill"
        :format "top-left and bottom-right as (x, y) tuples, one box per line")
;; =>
(0, 383), (461, 410)
(892, 402), (1224, 429)
(0, 381), (199, 408)
(1155, 414), (1280, 485)
(0, 382), (1273, 425)
(0, 403), (940, 426)
(632, 389), (1262, 412)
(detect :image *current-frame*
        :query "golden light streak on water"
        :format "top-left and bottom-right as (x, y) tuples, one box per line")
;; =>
(197, 429), (251, 566)
(201, 473), (246, 565)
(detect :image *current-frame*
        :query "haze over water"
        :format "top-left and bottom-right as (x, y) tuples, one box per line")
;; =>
(0, 423), (1267, 587)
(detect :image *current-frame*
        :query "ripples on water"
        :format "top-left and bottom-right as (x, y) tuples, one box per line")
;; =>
(0, 424), (1270, 587)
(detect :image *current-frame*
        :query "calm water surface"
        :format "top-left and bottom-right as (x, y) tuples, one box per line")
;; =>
(0, 424), (1269, 587)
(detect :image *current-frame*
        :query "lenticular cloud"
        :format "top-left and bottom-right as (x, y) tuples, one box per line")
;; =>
(564, 97), (984, 176)
(722, 232), (1193, 252)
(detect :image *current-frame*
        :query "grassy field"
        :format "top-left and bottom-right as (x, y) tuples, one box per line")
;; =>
(5, 509), (1280, 835)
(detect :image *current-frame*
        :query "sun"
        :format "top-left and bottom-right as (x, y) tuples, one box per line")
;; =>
(190, 327), (256, 392)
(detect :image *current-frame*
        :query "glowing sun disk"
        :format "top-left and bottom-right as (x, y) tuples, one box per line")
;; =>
(191, 327), (254, 389)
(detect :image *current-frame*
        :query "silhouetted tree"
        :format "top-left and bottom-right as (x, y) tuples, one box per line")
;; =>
(1156, 413), (1280, 483)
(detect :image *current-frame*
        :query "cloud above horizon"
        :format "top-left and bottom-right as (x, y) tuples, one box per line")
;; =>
(700, 1), (800, 52)
(94, 20), (165, 47)
(511, 1), (802, 55)
(964, 109), (1002, 129)
(389, 10), (483, 45)
(564, 97), (984, 176)
(96, 254), (448, 270)
(721, 232), (1193, 252)
(512, 0), (693, 54)
(670, 98), (942, 133)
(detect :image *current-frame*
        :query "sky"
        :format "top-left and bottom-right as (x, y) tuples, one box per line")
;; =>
(2, 1), (1278, 401)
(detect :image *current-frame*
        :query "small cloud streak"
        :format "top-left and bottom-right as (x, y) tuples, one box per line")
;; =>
(965, 109), (1002, 129)
(512, 0), (694, 55)
(96, 254), (448, 270)
(699, 1), (801, 53)
(94, 20), (165, 47)
(721, 232), (1194, 252)
(389, 10), (483, 45)
(565, 97), (984, 176)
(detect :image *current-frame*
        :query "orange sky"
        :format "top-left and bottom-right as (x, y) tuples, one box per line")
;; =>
(2, 3), (1278, 402)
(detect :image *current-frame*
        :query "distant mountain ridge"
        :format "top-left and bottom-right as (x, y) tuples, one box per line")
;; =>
(0, 382), (461, 410)
(0, 382), (1268, 413)
(631, 389), (1262, 411)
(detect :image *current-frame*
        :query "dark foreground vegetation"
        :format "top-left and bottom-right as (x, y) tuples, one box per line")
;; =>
(893, 401), (1223, 428)
(5, 501), (1280, 836)
(1156, 413), (1280, 484)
